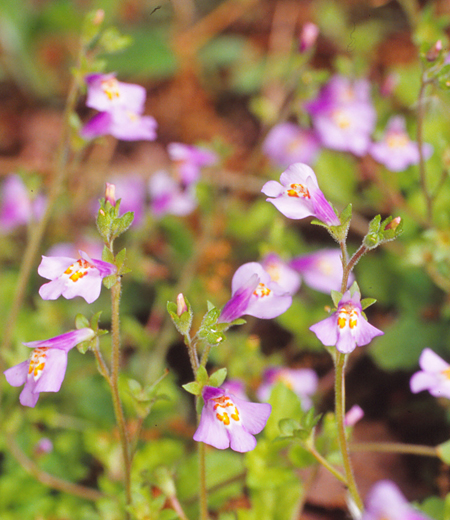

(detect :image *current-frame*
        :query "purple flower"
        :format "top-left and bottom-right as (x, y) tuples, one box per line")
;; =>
(85, 73), (147, 114)
(309, 287), (383, 354)
(81, 73), (157, 141)
(289, 249), (354, 293)
(262, 123), (320, 168)
(261, 253), (302, 294)
(4, 328), (95, 407)
(361, 480), (430, 520)
(257, 367), (318, 410)
(218, 262), (292, 323)
(193, 385), (271, 452)
(261, 163), (340, 225)
(0, 175), (46, 233)
(221, 379), (249, 401)
(369, 116), (433, 172)
(148, 170), (197, 217)
(306, 75), (376, 156)
(410, 348), (450, 399)
(38, 250), (117, 304)
(168, 142), (218, 185)
(81, 109), (157, 141)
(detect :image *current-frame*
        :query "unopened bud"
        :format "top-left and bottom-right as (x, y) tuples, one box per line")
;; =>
(426, 40), (442, 62)
(385, 216), (401, 231)
(93, 9), (105, 25)
(176, 293), (188, 316)
(299, 22), (319, 53)
(105, 182), (116, 206)
(345, 405), (364, 427)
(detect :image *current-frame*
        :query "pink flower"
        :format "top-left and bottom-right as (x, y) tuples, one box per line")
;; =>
(38, 250), (117, 303)
(168, 142), (218, 185)
(369, 116), (433, 172)
(0, 175), (46, 233)
(4, 328), (95, 407)
(218, 262), (292, 323)
(361, 480), (430, 520)
(289, 249), (354, 293)
(309, 287), (383, 354)
(299, 22), (319, 53)
(410, 348), (450, 399)
(261, 163), (340, 225)
(148, 170), (197, 217)
(193, 385), (271, 452)
(262, 123), (320, 168)
(306, 75), (376, 156)
(81, 110), (157, 141)
(257, 367), (318, 410)
(261, 253), (302, 294)
(344, 404), (364, 426)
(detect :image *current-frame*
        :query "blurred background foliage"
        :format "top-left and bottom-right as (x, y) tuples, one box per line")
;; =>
(2, 0), (450, 518)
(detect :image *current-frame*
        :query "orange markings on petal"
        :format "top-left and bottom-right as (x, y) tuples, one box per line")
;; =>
(254, 283), (271, 298)
(65, 259), (93, 283)
(287, 183), (310, 199)
(101, 78), (120, 100)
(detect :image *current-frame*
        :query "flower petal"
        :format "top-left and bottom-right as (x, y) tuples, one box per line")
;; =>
(4, 360), (29, 387)
(34, 349), (68, 393)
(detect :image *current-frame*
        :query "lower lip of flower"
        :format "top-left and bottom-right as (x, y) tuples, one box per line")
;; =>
(28, 347), (50, 381)
(286, 183), (311, 199)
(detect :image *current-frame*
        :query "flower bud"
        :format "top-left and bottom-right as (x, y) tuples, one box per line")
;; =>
(105, 182), (116, 206)
(385, 216), (401, 231)
(176, 293), (188, 316)
(299, 22), (319, 53)
(426, 40), (442, 62)
(93, 9), (105, 25)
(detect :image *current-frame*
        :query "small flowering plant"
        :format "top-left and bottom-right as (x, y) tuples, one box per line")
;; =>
(194, 385), (271, 453)
(310, 283), (383, 354)
(38, 250), (117, 303)
(4, 328), (95, 407)
(410, 348), (450, 399)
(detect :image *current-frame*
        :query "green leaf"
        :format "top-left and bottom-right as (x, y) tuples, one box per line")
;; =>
(182, 381), (201, 396)
(75, 313), (90, 329)
(330, 290), (342, 308)
(196, 365), (208, 384)
(209, 368), (227, 387)
(102, 246), (115, 264)
(361, 297), (377, 310)
(437, 440), (450, 464)
(278, 418), (301, 437)
(103, 274), (117, 289)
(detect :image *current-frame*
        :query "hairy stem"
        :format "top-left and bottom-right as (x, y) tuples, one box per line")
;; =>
(350, 442), (438, 457)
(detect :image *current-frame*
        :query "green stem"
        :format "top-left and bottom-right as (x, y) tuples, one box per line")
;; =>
(306, 443), (347, 484)
(350, 442), (438, 457)
(110, 278), (132, 516)
(417, 70), (433, 223)
(334, 352), (363, 511)
(198, 442), (209, 520)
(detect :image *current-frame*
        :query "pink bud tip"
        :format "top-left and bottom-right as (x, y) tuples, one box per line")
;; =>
(105, 183), (116, 206)
(176, 293), (188, 316)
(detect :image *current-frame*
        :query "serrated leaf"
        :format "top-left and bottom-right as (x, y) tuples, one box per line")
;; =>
(90, 311), (103, 330)
(310, 218), (329, 229)
(209, 368), (227, 387)
(196, 365), (208, 384)
(330, 290), (342, 308)
(115, 248), (127, 269)
(102, 246), (115, 264)
(437, 440), (450, 464)
(76, 341), (90, 354)
(279, 418), (301, 436)
(103, 274), (117, 289)
(127, 378), (142, 396)
(182, 381), (201, 395)
(361, 297), (377, 310)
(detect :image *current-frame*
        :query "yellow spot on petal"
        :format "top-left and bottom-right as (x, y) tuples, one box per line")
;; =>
(254, 283), (271, 298)
(64, 259), (93, 283)
(101, 78), (120, 100)
(287, 183), (310, 199)
(332, 109), (351, 129)
(386, 132), (410, 149)
(28, 347), (50, 381)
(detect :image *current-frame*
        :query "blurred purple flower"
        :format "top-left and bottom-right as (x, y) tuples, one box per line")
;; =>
(257, 367), (318, 410)
(38, 250), (116, 304)
(4, 328), (95, 407)
(345, 404), (364, 426)
(361, 480), (430, 520)
(81, 73), (157, 141)
(168, 142), (218, 185)
(221, 379), (249, 401)
(35, 438), (53, 455)
(0, 175), (46, 233)
(261, 253), (302, 294)
(369, 116), (433, 172)
(46, 239), (103, 260)
(306, 75), (376, 156)
(299, 22), (319, 53)
(218, 262), (292, 323)
(310, 287), (383, 354)
(289, 249), (353, 293)
(148, 170), (197, 217)
(261, 163), (340, 225)
(410, 348), (450, 399)
(262, 123), (320, 168)
(193, 385), (271, 452)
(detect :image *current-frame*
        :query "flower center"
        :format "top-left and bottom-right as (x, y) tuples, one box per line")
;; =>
(286, 135), (305, 154)
(254, 282), (271, 298)
(64, 259), (94, 282)
(386, 132), (409, 149)
(101, 78), (121, 101)
(286, 183), (310, 199)
(332, 108), (351, 129)
(442, 367), (450, 380)
(337, 305), (358, 330)
(28, 346), (50, 381)
(212, 395), (240, 427)
(265, 262), (280, 282)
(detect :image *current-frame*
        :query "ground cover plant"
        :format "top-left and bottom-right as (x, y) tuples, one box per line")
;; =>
(3, 0), (450, 519)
